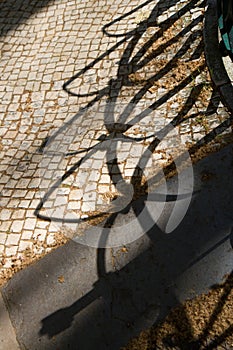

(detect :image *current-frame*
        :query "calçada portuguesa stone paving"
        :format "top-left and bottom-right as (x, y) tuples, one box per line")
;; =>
(0, 0), (232, 281)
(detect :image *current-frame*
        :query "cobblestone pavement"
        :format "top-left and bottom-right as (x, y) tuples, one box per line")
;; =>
(0, 0), (232, 272)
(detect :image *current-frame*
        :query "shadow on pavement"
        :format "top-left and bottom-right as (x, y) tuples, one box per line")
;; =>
(3, 144), (233, 350)
(0, 0), (52, 37)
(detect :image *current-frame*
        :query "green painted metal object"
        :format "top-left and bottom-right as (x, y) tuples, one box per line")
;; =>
(217, 0), (233, 60)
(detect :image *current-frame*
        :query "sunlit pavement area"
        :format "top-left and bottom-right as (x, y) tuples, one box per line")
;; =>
(0, 0), (233, 349)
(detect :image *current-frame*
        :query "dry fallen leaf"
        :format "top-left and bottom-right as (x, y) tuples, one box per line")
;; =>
(58, 275), (65, 283)
(121, 247), (128, 253)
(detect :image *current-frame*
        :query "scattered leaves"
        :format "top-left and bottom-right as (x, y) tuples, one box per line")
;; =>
(58, 275), (65, 283)
(122, 274), (233, 349)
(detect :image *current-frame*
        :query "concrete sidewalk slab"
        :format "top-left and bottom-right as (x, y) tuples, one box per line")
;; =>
(0, 293), (20, 350)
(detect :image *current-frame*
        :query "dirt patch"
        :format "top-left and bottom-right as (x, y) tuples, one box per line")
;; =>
(122, 273), (233, 349)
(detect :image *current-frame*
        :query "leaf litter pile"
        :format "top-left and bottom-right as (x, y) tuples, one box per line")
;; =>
(122, 273), (233, 350)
